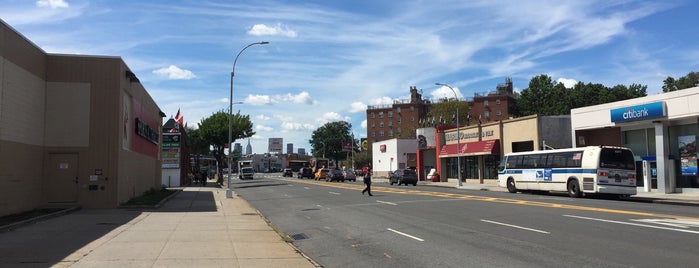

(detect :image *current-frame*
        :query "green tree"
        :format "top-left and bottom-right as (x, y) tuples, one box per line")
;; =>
(518, 74), (647, 116)
(186, 127), (210, 176)
(663, 71), (699, 92)
(309, 121), (356, 167)
(197, 110), (255, 182)
(425, 98), (470, 126)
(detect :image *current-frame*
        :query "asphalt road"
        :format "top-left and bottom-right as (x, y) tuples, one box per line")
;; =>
(232, 173), (699, 268)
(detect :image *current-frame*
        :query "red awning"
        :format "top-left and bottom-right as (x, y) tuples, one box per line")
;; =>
(439, 139), (499, 158)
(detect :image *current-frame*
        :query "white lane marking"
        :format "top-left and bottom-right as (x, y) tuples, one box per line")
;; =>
(387, 228), (424, 241)
(631, 218), (699, 228)
(304, 187), (310, 190)
(329, 192), (341, 195)
(481, 219), (550, 234)
(376, 200), (398, 205)
(564, 215), (699, 235)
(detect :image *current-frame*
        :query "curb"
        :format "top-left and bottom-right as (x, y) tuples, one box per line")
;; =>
(117, 189), (182, 209)
(0, 206), (81, 233)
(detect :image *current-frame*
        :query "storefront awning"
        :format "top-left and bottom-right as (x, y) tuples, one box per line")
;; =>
(439, 139), (500, 158)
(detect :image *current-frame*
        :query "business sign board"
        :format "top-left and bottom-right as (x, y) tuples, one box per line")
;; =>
(610, 101), (666, 123)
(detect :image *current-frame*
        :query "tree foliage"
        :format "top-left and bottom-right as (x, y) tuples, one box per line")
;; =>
(309, 121), (356, 166)
(197, 110), (255, 180)
(663, 71), (699, 92)
(516, 74), (647, 116)
(186, 127), (210, 175)
(425, 98), (470, 126)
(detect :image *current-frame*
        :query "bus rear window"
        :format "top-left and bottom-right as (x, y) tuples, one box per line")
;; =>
(599, 148), (635, 170)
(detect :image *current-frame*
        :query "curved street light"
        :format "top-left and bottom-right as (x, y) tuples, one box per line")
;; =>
(227, 41), (269, 198)
(435, 83), (463, 188)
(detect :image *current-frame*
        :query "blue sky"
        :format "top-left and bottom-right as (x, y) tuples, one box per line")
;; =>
(2, 0), (698, 154)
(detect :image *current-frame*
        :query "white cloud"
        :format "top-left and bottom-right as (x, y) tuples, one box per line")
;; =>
(274, 91), (314, 104)
(557, 78), (578, 88)
(431, 86), (464, 100)
(372, 97), (394, 105)
(361, 119), (367, 129)
(349, 102), (367, 113)
(245, 94), (272, 105)
(255, 124), (273, 132)
(281, 121), (316, 131)
(36, 0), (69, 9)
(248, 23), (297, 38)
(255, 115), (271, 121)
(152, 65), (196, 80)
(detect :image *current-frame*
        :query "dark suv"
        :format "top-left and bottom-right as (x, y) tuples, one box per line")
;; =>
(282, 168), (294, 177)
(389, 169), (418, 186)
(326, 169), (344, 182)
(297, 167), (314, 179)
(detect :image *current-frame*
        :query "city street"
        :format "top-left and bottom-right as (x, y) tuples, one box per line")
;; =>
(233, 173), (699, 268)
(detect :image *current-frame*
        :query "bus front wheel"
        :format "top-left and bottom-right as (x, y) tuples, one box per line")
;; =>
(567, 179), (583, 198)
(506, 178), (517, 193)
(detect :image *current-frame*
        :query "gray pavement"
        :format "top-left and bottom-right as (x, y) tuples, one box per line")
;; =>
(2, 177), (698, 268)
(0, 182), (317, 268)
(419, 178), (699, 206)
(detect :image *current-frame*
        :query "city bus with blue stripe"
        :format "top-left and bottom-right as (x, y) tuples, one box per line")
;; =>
(497, 146), (637, 197)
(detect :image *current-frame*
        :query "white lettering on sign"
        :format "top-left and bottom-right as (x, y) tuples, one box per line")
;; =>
(445, 130), (494, 142)
(622, 107), (649, 120)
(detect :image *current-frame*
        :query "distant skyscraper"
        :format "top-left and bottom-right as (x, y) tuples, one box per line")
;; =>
(298, 148), (306, 155)
(234, 143), (242, 155)
(287, 143), (293, 154)
(268, 138), (283, 154)
(245, 139), (252, 155)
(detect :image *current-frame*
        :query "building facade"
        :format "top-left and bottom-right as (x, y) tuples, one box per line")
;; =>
(371, 138), (418, 178)
(467, 78), (517, 124)
(0, 20), (164, 216)
(571, 87), (699, 193)
(366, 86), (431, 155)
(421, 115), (571, 182)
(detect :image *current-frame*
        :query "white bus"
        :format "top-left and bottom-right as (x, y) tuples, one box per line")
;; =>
(497, 146), (637, 197)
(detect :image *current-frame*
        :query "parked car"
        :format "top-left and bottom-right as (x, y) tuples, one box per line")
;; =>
(314, 168), (329, 181)
(326, 169), (344, 182)
(342, 170), (357, 182)
(282, 168), (294, 177)
(297, 167), (314, 179)
(389, 169), (418, 186)
(238, 167), (254, 180)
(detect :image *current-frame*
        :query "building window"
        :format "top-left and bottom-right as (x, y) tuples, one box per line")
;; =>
(388, 111), (393, 117)
(410, 116), (415, 122)
(397, 107), (401, 113)
(389, 130), (394, 136)
(371, 112), (375, 118)
(484, 111), (490, 118)
(379, 121), (384, 127)
(484, 100), (489, 107)
(410, 106), (414, 111)
(397, 127), (402, 133)
(371, 122), (375, 127)
(388, 121), (393, 126)
(380, 131), (384, 137)
(496, 110), (502, 116)
(495, 99), (501, 105)
(379, 112), (384, 118)
(397, 117), (401, 124)
(372, 131), (376, 137)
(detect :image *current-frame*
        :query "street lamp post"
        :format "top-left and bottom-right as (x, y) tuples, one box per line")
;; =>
(227, 41), (269, 198)
(435, 83), (463, 187)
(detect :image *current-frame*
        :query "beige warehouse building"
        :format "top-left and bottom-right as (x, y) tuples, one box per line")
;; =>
(0, 20), (164, 216)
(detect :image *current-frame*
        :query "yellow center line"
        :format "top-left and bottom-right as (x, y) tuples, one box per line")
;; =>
(280, 178), (699, 220)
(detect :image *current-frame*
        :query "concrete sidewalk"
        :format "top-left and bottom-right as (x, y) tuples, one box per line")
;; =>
(0, 185), (317, 267)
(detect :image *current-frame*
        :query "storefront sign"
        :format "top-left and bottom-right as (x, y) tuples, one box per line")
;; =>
(445, 130), (494, 142)
(610, 101), (665, 123)
(135, 117), (159, 144)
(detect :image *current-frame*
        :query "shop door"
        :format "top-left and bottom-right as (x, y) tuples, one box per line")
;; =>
(46, 153), (79, 203)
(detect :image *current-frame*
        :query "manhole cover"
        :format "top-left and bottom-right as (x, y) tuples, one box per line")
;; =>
(290, 233), (309, 240)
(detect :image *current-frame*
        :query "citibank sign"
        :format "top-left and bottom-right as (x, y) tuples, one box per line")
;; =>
(610, 101), (665, 123)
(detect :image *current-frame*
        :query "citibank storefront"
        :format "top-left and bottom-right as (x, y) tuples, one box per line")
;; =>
(571, 87), (699, 194)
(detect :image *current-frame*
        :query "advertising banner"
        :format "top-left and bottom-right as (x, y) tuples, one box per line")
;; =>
(679, 135), (697, 176)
